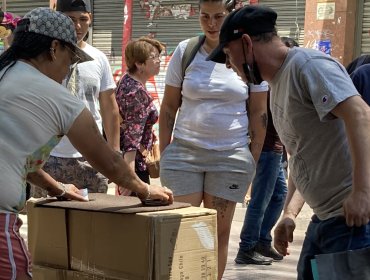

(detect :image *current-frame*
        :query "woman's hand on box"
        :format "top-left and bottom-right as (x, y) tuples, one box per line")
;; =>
(60, 183), (89, 202)
(146, 185), (174, 204)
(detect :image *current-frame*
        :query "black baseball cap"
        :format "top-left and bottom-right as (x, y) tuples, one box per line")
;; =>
(56, 0), (92, 13)
(207, 5), (277, 63)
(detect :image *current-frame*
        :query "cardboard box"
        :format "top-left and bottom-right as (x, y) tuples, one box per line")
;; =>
(33, 265), (120, 280)
(28, 195), (218, 280)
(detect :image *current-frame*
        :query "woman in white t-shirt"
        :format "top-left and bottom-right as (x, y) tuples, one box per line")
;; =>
(159, 1), (268, 278)
(0, 8), (173, 279)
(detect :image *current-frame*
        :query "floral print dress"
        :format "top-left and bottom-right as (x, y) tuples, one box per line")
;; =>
(115, 73), (159, 172)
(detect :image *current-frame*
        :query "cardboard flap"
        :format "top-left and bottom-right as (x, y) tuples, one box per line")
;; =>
(33, 193), (190, 214)
(27, 200), (69, 268)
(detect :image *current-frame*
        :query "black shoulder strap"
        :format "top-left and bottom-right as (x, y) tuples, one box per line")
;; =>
(181, 35), (206, 79)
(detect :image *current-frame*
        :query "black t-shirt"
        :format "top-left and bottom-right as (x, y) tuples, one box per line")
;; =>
(263, 94), (284, 153)
(346, 55), (370, 75)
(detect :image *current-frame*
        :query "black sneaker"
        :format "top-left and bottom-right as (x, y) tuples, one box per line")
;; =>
(255, 243), (284, 261)
(235, 248), (273, 265)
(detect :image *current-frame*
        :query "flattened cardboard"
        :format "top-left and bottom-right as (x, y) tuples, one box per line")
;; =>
(27, 195), (218, 280)
(38, 193), (191, 214)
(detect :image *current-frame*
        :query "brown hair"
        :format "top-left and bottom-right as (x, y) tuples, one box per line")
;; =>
(125, 37), (165, 74)
(199, 0), (236, 12)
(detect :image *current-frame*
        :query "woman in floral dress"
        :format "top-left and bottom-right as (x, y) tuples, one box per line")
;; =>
(115, 37), (164, 195)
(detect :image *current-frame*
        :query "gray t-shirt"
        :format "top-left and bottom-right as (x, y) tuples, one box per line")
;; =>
(0, 62), (85, 213)
(270, 47), (359, 220)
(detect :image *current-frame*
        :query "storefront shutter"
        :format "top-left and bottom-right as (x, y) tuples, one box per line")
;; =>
(5, 0), (49, 16)
(359, 0), (370, 55)
(132, 0), (201, 54)
(131, 0), (201, 102)
(258, 0), (306, 47)
(91, 0), (125, 82)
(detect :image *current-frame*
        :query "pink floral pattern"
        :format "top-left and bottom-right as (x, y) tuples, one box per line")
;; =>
(115, 73), (158, 171)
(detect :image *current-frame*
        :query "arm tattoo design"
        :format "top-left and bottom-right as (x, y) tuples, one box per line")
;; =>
(261, 113), (268, 129)
(165, 111), (175, 130)
(250, 130), (255, 142)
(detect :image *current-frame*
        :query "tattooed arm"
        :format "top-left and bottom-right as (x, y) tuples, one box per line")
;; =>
(159, 85), (182, 153)
(248, 91), (268, 163)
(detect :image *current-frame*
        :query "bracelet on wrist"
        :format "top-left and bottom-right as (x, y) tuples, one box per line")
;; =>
(55, 182), (66, 198)
(144, 184), (151, 200)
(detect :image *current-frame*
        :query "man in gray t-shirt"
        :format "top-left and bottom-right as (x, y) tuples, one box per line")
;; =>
(207, 5), (370, 280)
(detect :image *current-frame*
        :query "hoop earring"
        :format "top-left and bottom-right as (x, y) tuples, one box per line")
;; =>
(50, 48), (56, 61)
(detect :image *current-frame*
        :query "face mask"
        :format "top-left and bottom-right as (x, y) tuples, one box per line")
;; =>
(241, 39), (263, 85)
(242, 58), (263, 85)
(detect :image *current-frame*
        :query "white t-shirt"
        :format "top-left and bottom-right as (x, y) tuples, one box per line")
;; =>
(51, 43), (116, 158)
(165, 39), (267, 151)
(0, 61), (85, 213)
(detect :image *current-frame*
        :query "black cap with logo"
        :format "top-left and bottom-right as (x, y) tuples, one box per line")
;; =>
(56, 0), (92, 13)
(207, 5), (277, 64)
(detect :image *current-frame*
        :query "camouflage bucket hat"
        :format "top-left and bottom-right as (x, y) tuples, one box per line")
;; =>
(15, 7), (92, 63)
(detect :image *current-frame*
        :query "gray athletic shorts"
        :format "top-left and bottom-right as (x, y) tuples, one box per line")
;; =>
(160, 138), (256, 203)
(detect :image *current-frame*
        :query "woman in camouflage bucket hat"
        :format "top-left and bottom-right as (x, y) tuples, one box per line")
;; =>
(0, 7), (173, 279)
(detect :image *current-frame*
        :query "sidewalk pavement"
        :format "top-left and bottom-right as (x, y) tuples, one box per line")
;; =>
(223, 202), (312, 280)
(20, 181), (313, 280)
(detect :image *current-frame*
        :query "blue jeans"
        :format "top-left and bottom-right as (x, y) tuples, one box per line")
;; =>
(297, 215), (370, 280)
(239, 150), (287, 250)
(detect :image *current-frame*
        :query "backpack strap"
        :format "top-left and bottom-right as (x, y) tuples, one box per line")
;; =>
(181, 35), (206, 79)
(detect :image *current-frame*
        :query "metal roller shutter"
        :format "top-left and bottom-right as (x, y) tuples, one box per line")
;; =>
(132, 0), (201, 55)
(359, 0), (370, 55)
(131, 0), (202, 99)
(91, 0), (125, 81)
(5, 0), (49, 16)
(258, 0), (306, 47)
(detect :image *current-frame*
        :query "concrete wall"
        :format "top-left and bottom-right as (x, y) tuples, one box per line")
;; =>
(303, 0), (358, 66)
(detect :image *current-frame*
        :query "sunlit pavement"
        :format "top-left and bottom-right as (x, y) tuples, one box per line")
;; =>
(223, 202), (312, 280)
